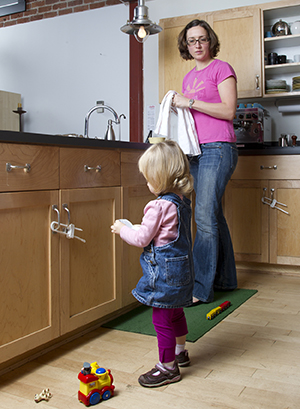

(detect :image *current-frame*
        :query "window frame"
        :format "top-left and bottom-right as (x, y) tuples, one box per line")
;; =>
(0, 0), (26, 17)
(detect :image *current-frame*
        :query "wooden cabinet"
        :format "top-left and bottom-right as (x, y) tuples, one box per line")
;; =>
(121, 185), (154, 306)
(0, 143), (59, 191)
(225, 155), (300, 266)
(208, 7), (262, 99)
(269, 179), (300, 265)
(120, 150), (154, 307)
(59, 186), (122, 334)
(159, 8), (262, 101)
(0, 142), (149, 366)
(158, 14), (209, 101)
(0, 144), (60, 364)
(59, 147), (120, 189)
(58, 147), (122, 333)
(225, 178), (269, 263)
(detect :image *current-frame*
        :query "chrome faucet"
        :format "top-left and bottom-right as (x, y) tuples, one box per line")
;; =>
(84, 104), (120, 138)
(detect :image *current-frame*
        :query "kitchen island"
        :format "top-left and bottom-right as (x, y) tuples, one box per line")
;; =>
(0, 131), (152, 373)
(1, 130), (300, 373)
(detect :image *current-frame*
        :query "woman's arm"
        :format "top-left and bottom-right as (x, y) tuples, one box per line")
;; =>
(173, 76), (237, 121)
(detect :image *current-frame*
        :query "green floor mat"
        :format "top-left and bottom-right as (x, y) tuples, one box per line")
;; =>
(103, 289), (257, 342)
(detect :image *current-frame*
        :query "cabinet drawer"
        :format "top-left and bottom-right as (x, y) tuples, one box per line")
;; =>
(121, 150), (147, 187)
(232, 155), (300, 180)
(0, 143), (59, 192)
(60, 147), (120, 188)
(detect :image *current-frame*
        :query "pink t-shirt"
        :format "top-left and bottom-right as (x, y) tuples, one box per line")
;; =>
(182, 59), (237, 144)
(120, 198), (178, 248)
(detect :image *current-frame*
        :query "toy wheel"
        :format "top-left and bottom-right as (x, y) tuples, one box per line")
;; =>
(102, 390), (111, 401)
(89, 392), (101, 405)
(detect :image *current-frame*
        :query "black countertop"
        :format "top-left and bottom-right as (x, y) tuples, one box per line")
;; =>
(0, 130), (147, 150)
(237, 142), (300, 156)
(0, 130), (300, 155)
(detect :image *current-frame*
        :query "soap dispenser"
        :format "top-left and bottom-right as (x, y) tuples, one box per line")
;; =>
(105, 119), (116, 141)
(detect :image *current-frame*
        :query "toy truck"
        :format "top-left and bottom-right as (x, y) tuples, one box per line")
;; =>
(206, 300), (231, 320)
(78, 362), (115, 406)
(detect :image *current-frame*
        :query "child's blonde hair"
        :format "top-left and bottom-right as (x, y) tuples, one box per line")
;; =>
(138, 140), (194, 196)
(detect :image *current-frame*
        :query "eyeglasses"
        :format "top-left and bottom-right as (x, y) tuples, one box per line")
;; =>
(187, 37), (210, 46)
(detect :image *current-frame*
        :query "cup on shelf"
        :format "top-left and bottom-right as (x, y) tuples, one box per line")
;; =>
(268, 52), (278, 65)
(294, 54), (300, 63)
(277, 55), (287, 64)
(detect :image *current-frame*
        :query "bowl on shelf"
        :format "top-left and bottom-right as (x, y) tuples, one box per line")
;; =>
(271, 19), (290, 36)
(290, 20), (300, 35)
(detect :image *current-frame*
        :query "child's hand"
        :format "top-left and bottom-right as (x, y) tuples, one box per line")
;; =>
(111, 220), (125, 235)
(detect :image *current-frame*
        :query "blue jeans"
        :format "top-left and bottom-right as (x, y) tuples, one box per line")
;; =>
(189, 142), (238, 303)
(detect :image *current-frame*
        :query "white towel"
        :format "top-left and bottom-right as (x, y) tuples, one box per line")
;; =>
(154, 90), (201, 156)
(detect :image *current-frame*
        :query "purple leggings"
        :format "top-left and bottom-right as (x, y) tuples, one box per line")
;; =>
(152, 307), (188, 363)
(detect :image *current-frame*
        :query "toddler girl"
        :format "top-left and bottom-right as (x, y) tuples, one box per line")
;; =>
(111, 140), (194, 388)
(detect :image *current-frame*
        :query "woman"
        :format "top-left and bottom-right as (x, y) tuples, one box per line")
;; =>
(173, 19), (238, 304)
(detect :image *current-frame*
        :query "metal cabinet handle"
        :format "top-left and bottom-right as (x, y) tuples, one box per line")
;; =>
(50, 204), (86, 243)
(260, 165), (277, 170)
(255, 74), (260, 90)
(84, 165), (101, 172)
(52, 205), (60, 228)
(6, 162), (31, 173)
(63, 203), (71, 225)
(262, 188), (289, 215)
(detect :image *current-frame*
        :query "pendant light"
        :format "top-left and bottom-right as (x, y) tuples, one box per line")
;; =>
(120, 0), (162, 43)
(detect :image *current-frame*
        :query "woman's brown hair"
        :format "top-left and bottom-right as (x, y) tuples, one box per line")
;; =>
(178, 19), (220, 60)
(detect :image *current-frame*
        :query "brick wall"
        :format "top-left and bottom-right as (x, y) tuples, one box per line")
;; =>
(0, 0), (124, 28)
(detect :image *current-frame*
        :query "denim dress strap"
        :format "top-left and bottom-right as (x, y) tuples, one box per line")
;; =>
(132, 192), (195, 308)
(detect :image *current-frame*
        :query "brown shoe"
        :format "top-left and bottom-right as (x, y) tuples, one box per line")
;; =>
(175, 350), (190, 367)
(138, 362), (181, 388)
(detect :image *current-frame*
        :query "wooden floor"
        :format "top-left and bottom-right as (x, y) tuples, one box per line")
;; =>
(0, 270), (299, 409)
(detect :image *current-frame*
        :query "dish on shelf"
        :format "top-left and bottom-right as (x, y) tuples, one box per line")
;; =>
(266, 88), (288, 94)
(292, 76), (300, 91)
(265, 79), (287, 93)
(266, 79), (287, 89)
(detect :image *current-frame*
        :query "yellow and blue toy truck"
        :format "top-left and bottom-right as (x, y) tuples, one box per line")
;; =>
(78, 362), (115, 406)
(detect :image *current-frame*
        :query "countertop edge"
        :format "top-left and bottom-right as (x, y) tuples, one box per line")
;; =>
(1, 131), (300, 155)
(0, 130), (148, 150)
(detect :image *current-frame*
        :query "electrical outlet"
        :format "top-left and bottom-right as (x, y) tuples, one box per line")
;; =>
(96, 100), (104, 113)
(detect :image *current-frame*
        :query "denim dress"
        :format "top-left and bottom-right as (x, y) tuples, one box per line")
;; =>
(132, 193), (195, 309)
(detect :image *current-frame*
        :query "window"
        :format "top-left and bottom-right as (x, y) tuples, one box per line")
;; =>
(0, 0), (25, 17)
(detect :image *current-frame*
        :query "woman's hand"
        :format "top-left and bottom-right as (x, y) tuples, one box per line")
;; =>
(111, 220), (125, 235)
(173, 93), (190, 109)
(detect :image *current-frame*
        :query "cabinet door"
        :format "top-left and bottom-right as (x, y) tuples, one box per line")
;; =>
(0, 190), (60, 364)
(269, 180), (300, 265)
(159, 14), (209, 102)
(225, 179), (269, 263)
(121, 185), (155, 307)
(208, 7), (262, 98)
(59, 187), (121, 334)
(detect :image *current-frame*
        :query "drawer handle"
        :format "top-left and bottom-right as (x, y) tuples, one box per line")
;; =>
(6, 162), (31, 173)
(260, 165), (277, 170)
(84, 165), (101, 172)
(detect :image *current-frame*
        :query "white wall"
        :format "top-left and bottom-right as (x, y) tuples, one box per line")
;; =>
(0, 4), (130, 140)
(144, 0), (300, 143)
(0, 0), (298, 142)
